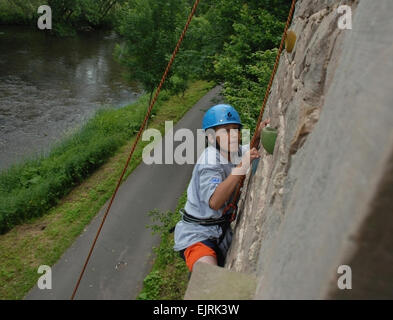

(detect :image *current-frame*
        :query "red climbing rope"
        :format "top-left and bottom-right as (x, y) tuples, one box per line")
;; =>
(223, 0), (297, 222)
(70, 0), (201, 300)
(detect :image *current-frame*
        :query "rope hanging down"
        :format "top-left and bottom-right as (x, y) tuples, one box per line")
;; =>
(71, 0), (201, 300)
(223, 0), (297, 221)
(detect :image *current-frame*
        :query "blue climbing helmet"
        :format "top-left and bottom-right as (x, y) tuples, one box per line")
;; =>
(202, 104), (242, 130)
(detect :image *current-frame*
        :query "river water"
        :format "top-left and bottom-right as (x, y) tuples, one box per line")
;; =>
(0, 26), (141, 172)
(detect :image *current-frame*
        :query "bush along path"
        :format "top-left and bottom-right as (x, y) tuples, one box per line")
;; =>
(0, 80), (213, 300)
(138, 191), (189, 300)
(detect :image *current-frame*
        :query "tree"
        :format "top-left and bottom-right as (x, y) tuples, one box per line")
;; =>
(183, 0), (290, 81)
(213, 4), (286, 130)
(115, 0), (188, 103)
(40, 0), (124, 35)
(0, 0), (42, 24)
(215, 49), (277, 130)
(113, 0), (291, 109)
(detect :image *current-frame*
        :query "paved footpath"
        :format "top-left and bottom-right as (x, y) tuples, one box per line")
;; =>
(25, 86), (223, 300)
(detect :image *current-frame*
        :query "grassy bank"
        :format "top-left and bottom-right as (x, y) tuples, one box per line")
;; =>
(0, 80), (213, 300)
(0, 83), (209, 234)
(138, 191), (189, 300)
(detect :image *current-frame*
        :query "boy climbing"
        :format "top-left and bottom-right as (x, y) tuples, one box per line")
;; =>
(173, 104), (269, 272)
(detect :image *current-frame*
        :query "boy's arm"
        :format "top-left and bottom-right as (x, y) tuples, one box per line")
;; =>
(209, 148), (260, 210)
(208, 119), (270, 211)
(208, 170), (243, 211)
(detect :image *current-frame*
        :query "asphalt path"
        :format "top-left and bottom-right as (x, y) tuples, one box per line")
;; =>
(25, 85), (223, 299)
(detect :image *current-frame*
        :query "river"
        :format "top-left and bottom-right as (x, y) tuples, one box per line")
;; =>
(0, 26), (141, 172)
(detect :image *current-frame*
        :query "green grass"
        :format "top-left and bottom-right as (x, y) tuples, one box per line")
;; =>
(0, 93), (151, 233)
(0, 80), (214, 300)
(138, 191), (189, 300)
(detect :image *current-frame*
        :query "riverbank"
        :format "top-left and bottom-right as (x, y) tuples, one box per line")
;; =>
(0, 80), (213, 299)
(0, 26), (140, 171)
(0, 89), (150, 234)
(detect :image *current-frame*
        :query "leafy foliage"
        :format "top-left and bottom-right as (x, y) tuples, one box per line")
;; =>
(216, 49), (278, 130)
(114, 0), (189, 97)
(0, 0), (125, 35)
(208, 0), (287, 130)
(0, 0), (42, 24)
(113, 0), (289, 106)
(138, 192), (189, 300)
(213, 4), (285, 130)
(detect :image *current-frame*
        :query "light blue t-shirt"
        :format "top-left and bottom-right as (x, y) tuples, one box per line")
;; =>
(173, 144), (250, 251)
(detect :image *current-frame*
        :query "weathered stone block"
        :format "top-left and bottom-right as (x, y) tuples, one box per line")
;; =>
(184, 263), (257, 300)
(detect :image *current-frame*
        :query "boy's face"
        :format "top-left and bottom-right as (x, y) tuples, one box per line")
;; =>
(210, 123), (241, 153)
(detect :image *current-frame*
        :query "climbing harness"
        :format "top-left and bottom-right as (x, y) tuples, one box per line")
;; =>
(181, 208), (229, 226)
(178, 208), (233, 267)
(168, 145), (242, 233)
(72, 0), (297, 299)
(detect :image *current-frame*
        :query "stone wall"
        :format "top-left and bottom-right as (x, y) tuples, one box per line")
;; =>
(222, 0), (393, 299)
